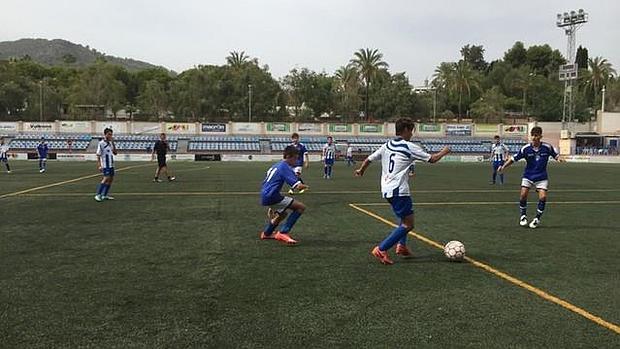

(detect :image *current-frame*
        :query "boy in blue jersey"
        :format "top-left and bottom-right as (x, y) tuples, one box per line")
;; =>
(490, 135), (509, 185)
(94, 128), (118, 202)
(356, 118), (450, 265)
(259, 145), (309, 245)
(322, 136), (337, 179)
(288, 133), (309, 194)
(499, 126), (565, 229)
(37, 137), (49, 173)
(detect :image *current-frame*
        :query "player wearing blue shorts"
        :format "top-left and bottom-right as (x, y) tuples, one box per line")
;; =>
(37, 137), (49, 173)
(259, 145), (309, 245)
(322, 136), (337, 179)
(288, 133), (309, 194)
(94, 128), (118, 202)
(490, 135), (509, 185)
(499, 126), (565, 229)
(355, 118), (451, 265)
(0, 138), (11, 174)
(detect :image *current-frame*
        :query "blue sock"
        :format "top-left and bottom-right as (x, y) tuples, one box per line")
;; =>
(279, 211), (302, 233)
(96, 183), (104, 195)
(263, 222), (277, 235)
(102, 184), (111, 196)
(324, 166), (328, 176)
(398, 233), (407, 246)
(536, 199), (546, 219)
(379, 226), (409, 251)
(519, 199), (527, 216)
(327, 165), (332, 176)
(492, 170), (497, 183)
(39, 160), (42, 169)
(499, 174), (504, 184)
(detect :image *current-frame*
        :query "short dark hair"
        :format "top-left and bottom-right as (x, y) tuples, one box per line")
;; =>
(104, 128), (113, 135)
(291, 132), (300, 139)
(494, 135), (500, 139)
(530, 126), (542, 136)
(283, 145), (300, 159)
(160, 133), (166, 137)
(327, 136), (333, 140)
(395, 118), (415, 135)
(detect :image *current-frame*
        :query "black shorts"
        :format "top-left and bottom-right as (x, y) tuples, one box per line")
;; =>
(157, 155), (167, 168)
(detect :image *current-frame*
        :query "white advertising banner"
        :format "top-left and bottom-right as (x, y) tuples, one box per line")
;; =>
(165, 122), (196, 134)
(133, 122), (161, 134)
(297, 123), (322, 134)
(96, 121), (128, 134)
(0, 122), (18, 133)
(233, 122), (261, 134)
(25, 122), (55, 133)
(59, 121), (91, 133)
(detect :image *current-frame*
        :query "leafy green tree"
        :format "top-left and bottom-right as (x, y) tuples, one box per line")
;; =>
(137, 80), (168, 120)
(461, 44), (487, 71)
(68, 61), (127, 118)
(575, 46), (588, 69)
(470, 86), (506, 122)
(350, 48), (388, 119)
(584, 57), (616, 113)
(525, 44), (566, 77)
(504, 41), (527, 68)
(452, 61), (481, 119)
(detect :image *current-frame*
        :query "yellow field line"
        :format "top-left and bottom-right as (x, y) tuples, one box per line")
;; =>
(0, 164), (151, 200)
(353, 200), (620, 206)
(348, 203), (620, 335)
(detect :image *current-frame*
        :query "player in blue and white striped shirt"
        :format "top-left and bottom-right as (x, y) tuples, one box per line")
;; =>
(322, 136), (337, 179)
(94, 128), (118, 202)
(490, 135), (509, 185)
(0, 138), (11, 174)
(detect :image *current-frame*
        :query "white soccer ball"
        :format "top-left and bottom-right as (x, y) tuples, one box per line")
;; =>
(444, 240), (466, 261)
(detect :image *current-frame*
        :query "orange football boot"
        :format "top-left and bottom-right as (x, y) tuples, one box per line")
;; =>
(371, 246), (394, 265)
(395, 244), (412, 257)
(274, 232), (298, 245)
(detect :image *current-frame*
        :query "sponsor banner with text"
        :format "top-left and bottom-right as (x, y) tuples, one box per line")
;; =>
(475, 124), (499, 135)
(445, 124), (473, 136)
(233, 122), (261, 134)
(96, 121), (128, 134)
(26, 122), (55, 133)
(359, 124), (383, 133)
(0, 122), (18, 133)
(134, 122), (162, 134)
(59, 121), (91, 133)
(201, 123), (227, 133)
(165, 123), (195, 134)
(417, 124), (442, 133)
(328, 123), (352, 133)
(297, 123), (322, 133)
(266, 122), (291, 133)
(502, 124), (528, 135)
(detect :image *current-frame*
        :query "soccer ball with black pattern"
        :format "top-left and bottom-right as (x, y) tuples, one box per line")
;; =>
(444, 240), (466, 261)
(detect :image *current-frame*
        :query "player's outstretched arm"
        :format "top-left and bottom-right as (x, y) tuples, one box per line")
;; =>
(355, 159), (371, 176)
(429, 146), (450, 163)
(498, 158), (514, 172)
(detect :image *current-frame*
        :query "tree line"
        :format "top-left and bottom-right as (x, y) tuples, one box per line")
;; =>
(0, 42), (617, 123)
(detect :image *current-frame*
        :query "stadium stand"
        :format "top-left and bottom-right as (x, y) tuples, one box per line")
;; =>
(112, 135), (179, 152)
(8, 134), (91, 150)
(188, 136), (260, 152)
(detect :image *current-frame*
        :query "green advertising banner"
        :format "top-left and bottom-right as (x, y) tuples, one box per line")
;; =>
(359, 124), (383, 133)
(476, 124), (499, 134)
(266, 122), (291, 132)
(328, 124), (352, 133)
(418, 124), (441, 133)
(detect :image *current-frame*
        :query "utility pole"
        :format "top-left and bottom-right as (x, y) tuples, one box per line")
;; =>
(39, 80), (44, 122)
(601, 86), (606, 114)
(248, 84), (253, 122)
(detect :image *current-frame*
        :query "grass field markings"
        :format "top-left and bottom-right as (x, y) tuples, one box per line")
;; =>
(0, 164), (152, 200)
(348, 203), (620, 335)
(352, 200), (620, 206)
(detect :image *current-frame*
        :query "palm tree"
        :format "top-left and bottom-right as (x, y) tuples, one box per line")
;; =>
(334, 64), (360, 118)
(452, 61), (481, 119)
(509, 66), (534, 116)
(226, 51), (249, 69)
(350, 48), (388, 119)
(586, 57), (616, 112)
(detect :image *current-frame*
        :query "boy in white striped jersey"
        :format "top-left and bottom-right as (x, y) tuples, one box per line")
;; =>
(0, 138), (11, 173)
(94, 128), (118, 202)
(490, 135), (509, 184)
(355, 118), (450, 265)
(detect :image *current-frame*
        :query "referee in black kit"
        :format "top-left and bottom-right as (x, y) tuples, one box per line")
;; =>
(151, 133), (176, 182)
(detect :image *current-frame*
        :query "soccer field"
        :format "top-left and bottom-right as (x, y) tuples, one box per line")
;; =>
(1, 160), (620, 348)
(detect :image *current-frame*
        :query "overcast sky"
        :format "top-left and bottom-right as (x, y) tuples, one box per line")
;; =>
(1, 0), (618, 85)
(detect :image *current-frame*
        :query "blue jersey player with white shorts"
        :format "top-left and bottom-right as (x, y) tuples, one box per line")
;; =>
(322, 136), (337, 179)
(288, 132), (309, 194)
(355, 118), (451, 265)
(490, 135), (509, 184)
(259, 145), (309, 245)
(37, 138), (49, 173)
(94, 128), (118, 202)
(499, 126), (564, 229)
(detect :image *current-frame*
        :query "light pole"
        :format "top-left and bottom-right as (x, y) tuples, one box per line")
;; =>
(601, 86), (606, 114)
(248, 84), (253, 122)
(39, 80), (44, 122)
(556, 9), (588, 127)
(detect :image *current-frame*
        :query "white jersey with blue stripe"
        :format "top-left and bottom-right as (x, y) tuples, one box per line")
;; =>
(367, 138), (431, 198)
(96, 140), (115, 169)
(0, 144), (8, 159)
(323, 143), (337, 160)
(491, 143), (509, 162)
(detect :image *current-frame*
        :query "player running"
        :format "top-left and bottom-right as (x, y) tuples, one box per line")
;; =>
(259, 145), (309, 245)
(0, 138), (11, 174)
(322, 136), (337, 179)
(288, 132), (309, 194)
(151, 133), (176, 182)
(94, 128), (118, 202)
(490, 135), (509, 185)
(345, 142), (355, 166)
(355, 118), (450, 265)
(37, 137), (49, 173)
(499, 126), (565, 229)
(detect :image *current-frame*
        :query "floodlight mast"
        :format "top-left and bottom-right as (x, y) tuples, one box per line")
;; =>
(556, 9), (588, 128)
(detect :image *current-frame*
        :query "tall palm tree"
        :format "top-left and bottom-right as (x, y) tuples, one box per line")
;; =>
(452, 61), (481, 119)
(509, 66), (534, 116)
(334, 64), (361, 119)
(586, 57), (616, 111)
(226, 51), (249, 69)
(350, 48), (388, 119)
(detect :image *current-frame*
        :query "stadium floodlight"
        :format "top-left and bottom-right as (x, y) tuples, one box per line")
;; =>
(556, 9), (588, 127)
